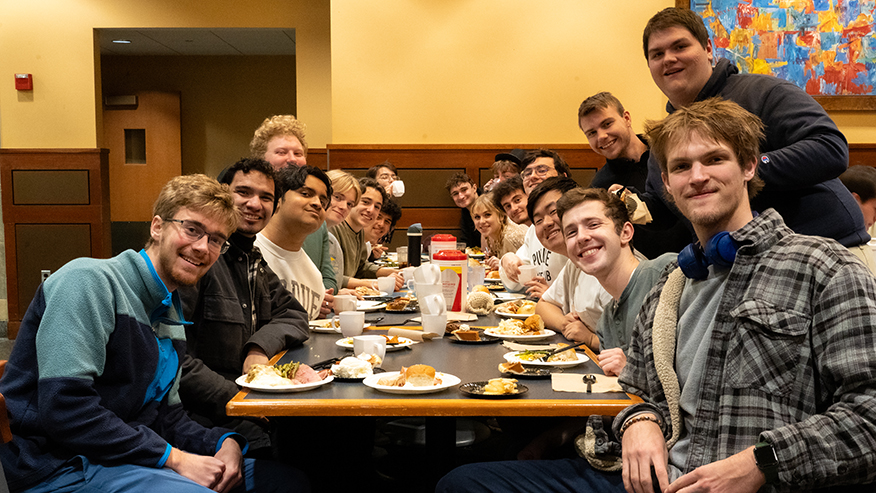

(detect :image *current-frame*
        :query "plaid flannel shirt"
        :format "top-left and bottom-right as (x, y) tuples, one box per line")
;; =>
(615, 209), (876, 491)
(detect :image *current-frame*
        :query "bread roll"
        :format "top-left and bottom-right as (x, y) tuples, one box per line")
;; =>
(473, 284), (490, 293)
(404, 364), (436, 387)
(523, 314), (544, 334)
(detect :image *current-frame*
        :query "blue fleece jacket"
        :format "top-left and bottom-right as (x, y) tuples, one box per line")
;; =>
(0, 250), (244, 492)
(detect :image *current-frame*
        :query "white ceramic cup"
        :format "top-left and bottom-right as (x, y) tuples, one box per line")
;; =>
(377, 275), (396, 294)
(353, 335), (386, 365)
(518, 264), (538, 285)
(334, 295), (357, 313)
(335, 310), (365, 337)
(421, 313), (448, 339)
(414, 282), (442, 299)
(391, 180), (405, 197)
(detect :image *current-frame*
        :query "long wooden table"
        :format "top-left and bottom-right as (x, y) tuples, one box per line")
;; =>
(227, 310), (641, 418)
(226, 308), (641, 485)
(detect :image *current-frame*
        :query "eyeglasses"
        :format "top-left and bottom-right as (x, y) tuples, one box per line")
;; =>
(165, 219), (230, 254)
(521, 164), (554, 179)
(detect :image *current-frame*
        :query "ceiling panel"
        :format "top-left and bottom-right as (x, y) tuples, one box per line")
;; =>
(97, 28), (296, 56)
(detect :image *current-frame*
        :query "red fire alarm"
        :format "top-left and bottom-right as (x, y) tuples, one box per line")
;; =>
(15, 74), (33, 91)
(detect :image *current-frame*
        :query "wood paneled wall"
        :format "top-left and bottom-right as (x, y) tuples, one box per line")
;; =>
(324, 144), (605, 249)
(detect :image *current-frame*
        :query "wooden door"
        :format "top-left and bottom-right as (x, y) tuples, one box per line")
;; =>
(102, 91), (182, 222)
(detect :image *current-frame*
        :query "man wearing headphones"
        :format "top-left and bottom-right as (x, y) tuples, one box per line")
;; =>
(437, 98), (876, 493)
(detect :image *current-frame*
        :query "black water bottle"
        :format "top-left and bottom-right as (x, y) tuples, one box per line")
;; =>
(407, 223), (422, 267)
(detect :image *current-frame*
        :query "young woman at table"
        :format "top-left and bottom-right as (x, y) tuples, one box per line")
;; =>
(472, 193), (528, 270)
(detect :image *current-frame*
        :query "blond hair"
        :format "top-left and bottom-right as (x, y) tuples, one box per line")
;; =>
(249, 115), (308, 159)
(326, 169), (362, 203)
(147, 174), (239, 247)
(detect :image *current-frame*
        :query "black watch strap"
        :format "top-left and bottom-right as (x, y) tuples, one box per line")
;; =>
(754, 441), (779, 485)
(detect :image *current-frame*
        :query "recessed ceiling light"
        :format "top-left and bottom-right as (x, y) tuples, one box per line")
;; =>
(112, 39), (132, 44)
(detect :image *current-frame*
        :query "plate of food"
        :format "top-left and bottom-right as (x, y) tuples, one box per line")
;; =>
(356, 300), (387, 312)
(308, 320), (371, 333)
(354, 286), (382, 297)
(503, 347), (589, 367)
(236, 363), (333, 393)
(498, 361), (553, 379)
(459, 379), (528, 399)
(361, 291), (389, 299)
(447, 325), (500, 344)
(363, 364), (460, 394)
(484, 276), (503, 283)
(336, 335), (414, 351)
(483, 315), (554, 341)
(485, 270), (502, 281)
(494, 300), (537, 319)
(384, 296), (418, 313)
(330, 355), (386, 382)
(465, 247), (486, 259)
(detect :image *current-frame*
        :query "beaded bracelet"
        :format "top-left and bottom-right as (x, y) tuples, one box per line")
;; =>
(618, 414), (662, 439)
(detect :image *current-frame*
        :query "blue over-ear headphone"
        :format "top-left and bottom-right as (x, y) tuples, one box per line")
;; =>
(677, 231), (739, 280)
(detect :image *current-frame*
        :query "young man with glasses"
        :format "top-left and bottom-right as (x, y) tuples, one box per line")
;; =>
(0, 174), (307, 492)
(499, 149), (572, 298)
(366, 160), (405, 198)
(178, 159), (310, 457)
(256, 166), (336, 320)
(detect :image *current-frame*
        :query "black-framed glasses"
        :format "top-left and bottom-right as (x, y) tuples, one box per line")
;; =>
(165, 219), (230, 254)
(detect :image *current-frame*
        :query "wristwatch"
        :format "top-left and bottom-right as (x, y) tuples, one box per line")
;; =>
(754, 441), (779, 485)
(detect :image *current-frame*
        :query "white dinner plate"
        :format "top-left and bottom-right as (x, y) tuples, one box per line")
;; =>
(494, 309), (534, 320)
(336, 337), (414, 351)
(467, 254), (486, 259)
(357, 300), (387, 312)
(308, 320), (371, 333)
(503, 351), (589, 367)
(484, 277), (503, 283)
(362, 371), (461, 394)
(484, 328), (556, 341)
(235, 374), (334, 393)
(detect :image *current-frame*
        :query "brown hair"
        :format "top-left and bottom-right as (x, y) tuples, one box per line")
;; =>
(578, 91), (626, 121)
(445, 172), (476, 192)
(148, 174), (239, 247)
(249, 115), (308, 159)
(556, 187), (631, 236)
(643, 7), (710, 59)
(645, 97), (765, 199)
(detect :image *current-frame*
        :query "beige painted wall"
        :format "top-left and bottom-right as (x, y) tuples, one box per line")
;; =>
(0, 0), (332, 149)
(330, 0), (875, 144)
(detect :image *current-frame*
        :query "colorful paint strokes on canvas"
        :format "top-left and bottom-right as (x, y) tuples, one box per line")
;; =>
(692, 0), (876, 96)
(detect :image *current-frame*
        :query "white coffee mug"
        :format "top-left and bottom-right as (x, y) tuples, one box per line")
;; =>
(334, 310), (365, 337)
(391, 180), (405, 197)
(353, 335), (386, 365)
(518, 264), (538, 285)
(377, 275), (396, 294)
(334, 295), (357, 313)
(421, 313), (447, 339)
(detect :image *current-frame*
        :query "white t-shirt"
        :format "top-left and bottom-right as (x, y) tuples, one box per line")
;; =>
(255, 234), (325, 321)
(541, 260), (612, 331)
(499, 225), (568, 292)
